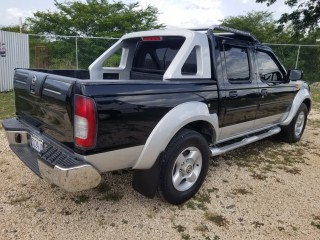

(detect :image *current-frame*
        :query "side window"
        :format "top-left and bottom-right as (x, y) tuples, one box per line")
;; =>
(103, 48), (123, 67)
(224, 45), (250, 82)
(256, 51), (283, 82)
(181, 47), (197, 75)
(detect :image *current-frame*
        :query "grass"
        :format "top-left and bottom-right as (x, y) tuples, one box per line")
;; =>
(231, 187), (252, 195)
(311, 85), (320, 104)
(172, 223), (191, 240)
(183, 190), (211, 211)
(9, 195), (32, 205)
(204, 212), (229, 227)
(311, 215), (320, 230)
(194, 223), (209, 232)
(97, 182), (123, 202)
(100, 191), (123, 202)
(309, 119), (320, 128)
(224, 138), (309, 180)
(252, 221), (264, 228)
(0, 91), (15, 119)
(172, 224), (186, 233)
(70, 194), (90, 204)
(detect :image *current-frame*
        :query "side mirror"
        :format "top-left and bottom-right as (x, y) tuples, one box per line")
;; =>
(287, 69), (303, 81)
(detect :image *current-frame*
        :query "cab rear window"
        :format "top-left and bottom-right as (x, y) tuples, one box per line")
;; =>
(132, 37), (185, 74)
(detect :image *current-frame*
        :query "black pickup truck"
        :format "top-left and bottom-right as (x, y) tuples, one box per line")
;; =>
(3, 26), (311, 204)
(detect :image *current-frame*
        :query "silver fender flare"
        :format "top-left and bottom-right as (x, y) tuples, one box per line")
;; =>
(133, 101), (219, 169)
(281, 88), (311, 126)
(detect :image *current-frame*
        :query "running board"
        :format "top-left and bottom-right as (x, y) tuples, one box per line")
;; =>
(210, 127), (281, 156)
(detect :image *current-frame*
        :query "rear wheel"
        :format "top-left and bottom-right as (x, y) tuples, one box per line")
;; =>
(280, 103), (308, 143)
(159, 129), (209, 205)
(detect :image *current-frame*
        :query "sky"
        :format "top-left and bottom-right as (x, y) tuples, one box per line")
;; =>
(0, 0), (290, 29)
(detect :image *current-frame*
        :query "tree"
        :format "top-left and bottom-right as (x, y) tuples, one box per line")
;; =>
(221, 11), (320, 84)
(256, 0), (320, 33)
(26, 0), (164, 37)
(20, 0), (164, 69)
(221, 11), (295, 43)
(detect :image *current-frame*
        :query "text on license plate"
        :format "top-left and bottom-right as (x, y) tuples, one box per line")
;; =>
(30, 135), (43, 152)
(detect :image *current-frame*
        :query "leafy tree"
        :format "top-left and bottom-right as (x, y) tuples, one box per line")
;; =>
(17, 0), (163, 69)
(256, 0), (320, 33)
(221, 11), (296, 43)
(26, 0), (164, 37)
(0, 25), (21, 33)
(221, 11), (298, 71)
(221, 11), (320, 83)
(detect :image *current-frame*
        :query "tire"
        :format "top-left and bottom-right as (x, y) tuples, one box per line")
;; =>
(280, 103), (308, 143)
(159, 129), (209, 205)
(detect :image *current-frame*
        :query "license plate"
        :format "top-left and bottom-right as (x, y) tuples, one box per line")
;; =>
(30, 134), (43, 153)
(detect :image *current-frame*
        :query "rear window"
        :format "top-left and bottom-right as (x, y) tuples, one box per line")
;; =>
(132, 37), (185, 74)
(224, 44), (250, 82)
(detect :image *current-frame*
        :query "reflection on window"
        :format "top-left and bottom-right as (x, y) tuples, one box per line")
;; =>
(256, 51), (283, 82)
(224, 45), (250, 81)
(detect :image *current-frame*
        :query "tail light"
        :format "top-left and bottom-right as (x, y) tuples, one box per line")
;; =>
(74, 95), (97, 148)
(142, 36), (162, 41)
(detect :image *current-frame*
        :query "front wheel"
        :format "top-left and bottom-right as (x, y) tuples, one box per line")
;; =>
(159, 129), (209, 205)
(280, 103), (308, 143)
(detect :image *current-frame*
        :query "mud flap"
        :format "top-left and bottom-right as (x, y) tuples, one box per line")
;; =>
(132, 155), (162, 198)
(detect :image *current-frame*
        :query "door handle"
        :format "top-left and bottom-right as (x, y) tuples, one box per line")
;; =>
(261, 89), (268, 96)
(229, 91), (238, 99)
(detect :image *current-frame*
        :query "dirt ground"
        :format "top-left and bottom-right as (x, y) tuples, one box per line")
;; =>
(0, 105), (320, 240)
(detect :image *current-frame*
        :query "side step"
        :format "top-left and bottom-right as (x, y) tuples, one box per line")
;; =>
(210, 127), (281, 156)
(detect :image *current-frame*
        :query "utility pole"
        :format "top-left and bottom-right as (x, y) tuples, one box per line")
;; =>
(19, 17), (23, 33)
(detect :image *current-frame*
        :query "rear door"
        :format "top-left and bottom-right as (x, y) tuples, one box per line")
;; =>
(218, 39), (260, 141)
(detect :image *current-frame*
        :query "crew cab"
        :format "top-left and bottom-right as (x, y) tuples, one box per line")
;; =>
(2, 26), (311, 204)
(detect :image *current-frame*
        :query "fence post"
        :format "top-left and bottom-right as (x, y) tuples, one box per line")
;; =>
(75, 36), (79, 70)
(295, 45), (301, 69)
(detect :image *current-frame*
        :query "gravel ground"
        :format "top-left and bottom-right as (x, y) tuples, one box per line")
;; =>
(0, 107), (320, 240)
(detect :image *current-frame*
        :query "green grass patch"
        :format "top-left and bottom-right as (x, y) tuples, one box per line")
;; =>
(100, 191), (123, 202)
(311, 85), (320, 104)
(194, 223), (209, 232)
(173, 224), (186, 233)
(97, 182), (111, 193)
(0, 91), (15, 119)
(311, 215), (320, 230)
(231, 187), (252, 195)
(71, 194), (90, 204)
(205, 212), (229, 227)
(224, 138), (309, 179)
(309, 119), (320, 128)
(183, 190), (211, 211)
(9, 195), (32, 205)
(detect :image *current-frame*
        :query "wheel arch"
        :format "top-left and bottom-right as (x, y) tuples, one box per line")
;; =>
(132, 101), (218, 170)
(281, 88), (311, 126)
(183, 120), (216, 145)
(303, 98), (311, 113)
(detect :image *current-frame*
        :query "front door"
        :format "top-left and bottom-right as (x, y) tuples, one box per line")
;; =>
(254, 48), (296, 129)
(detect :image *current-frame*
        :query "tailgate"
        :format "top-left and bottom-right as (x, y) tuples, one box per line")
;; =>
(14, 69), (76, 148)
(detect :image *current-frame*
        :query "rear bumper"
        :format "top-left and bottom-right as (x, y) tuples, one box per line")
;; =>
(2, 118), (101, 192)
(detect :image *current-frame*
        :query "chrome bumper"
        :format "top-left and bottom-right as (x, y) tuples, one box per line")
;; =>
(3, 118), (101, 192)
(38, 161), (101, 192)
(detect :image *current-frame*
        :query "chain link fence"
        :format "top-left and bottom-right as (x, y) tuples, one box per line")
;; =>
(28, 34), (320, 83)
(265, 43), (320, 84)
(29, 34), (119, 70)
